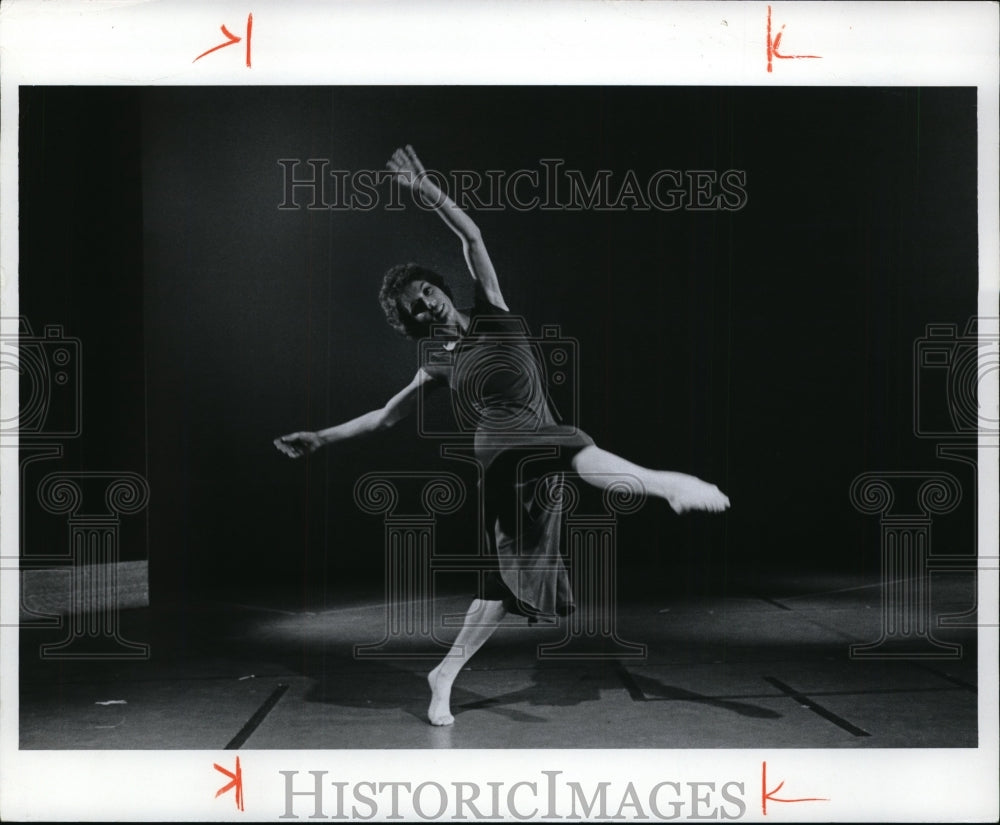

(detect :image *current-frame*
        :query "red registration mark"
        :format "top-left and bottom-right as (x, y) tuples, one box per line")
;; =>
(214, 756), (245, 812)
(194, 13), (253, 68)
(766, 6), (821, 73)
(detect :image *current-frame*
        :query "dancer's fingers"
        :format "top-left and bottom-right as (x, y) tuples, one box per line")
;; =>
(274, 434), (305, 458)
(405, 144), (425, 173)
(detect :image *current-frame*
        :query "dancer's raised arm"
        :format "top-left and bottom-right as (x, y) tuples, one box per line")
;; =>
(387, 145), (509, 311)
(274, 369), (437, 458)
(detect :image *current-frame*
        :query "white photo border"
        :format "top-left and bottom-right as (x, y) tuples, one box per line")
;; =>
(1, 1), (997, 821)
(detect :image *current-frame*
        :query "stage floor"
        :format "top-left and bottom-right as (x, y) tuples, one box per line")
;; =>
(18, 571), (979, 750)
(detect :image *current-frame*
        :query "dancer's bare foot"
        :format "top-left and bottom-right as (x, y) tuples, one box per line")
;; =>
(658, 472), (730, 514)
(427, 664), (455, 726)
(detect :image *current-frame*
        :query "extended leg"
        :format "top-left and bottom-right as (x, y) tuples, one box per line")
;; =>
(571, 445), (730, 514)
(428, 598), (507, 726)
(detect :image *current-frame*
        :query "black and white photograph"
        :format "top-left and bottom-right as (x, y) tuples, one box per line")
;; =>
(1, 2), (997, 821)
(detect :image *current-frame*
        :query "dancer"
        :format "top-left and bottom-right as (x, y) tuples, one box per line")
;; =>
(275, 145), (730, 726)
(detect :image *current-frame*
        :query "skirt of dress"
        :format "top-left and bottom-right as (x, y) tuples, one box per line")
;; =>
(475, 427), (594, 622)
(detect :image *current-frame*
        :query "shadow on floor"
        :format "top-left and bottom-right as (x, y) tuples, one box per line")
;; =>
(628, 672), (782, 718)
(298, 657), (781, 724)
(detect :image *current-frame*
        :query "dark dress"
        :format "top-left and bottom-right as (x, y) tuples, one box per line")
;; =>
(421, 285), (594, 621)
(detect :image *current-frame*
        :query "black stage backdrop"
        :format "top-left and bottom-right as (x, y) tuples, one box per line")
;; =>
(19, 86), (978, 607)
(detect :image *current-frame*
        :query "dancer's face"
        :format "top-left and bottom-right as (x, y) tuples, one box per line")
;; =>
(400, 280), (457, 329)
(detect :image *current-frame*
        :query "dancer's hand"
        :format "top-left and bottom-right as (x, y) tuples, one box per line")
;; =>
(273, 431), (323, 458)
(386, 144), (427, 191)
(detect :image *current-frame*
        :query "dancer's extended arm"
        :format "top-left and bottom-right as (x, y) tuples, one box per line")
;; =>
(274, 369), (436, 457)
(387, 145), (509, 311)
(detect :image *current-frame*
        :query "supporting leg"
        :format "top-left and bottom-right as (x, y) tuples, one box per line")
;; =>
(428, 598), (508, 726)
(571, 445), (730, 514)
